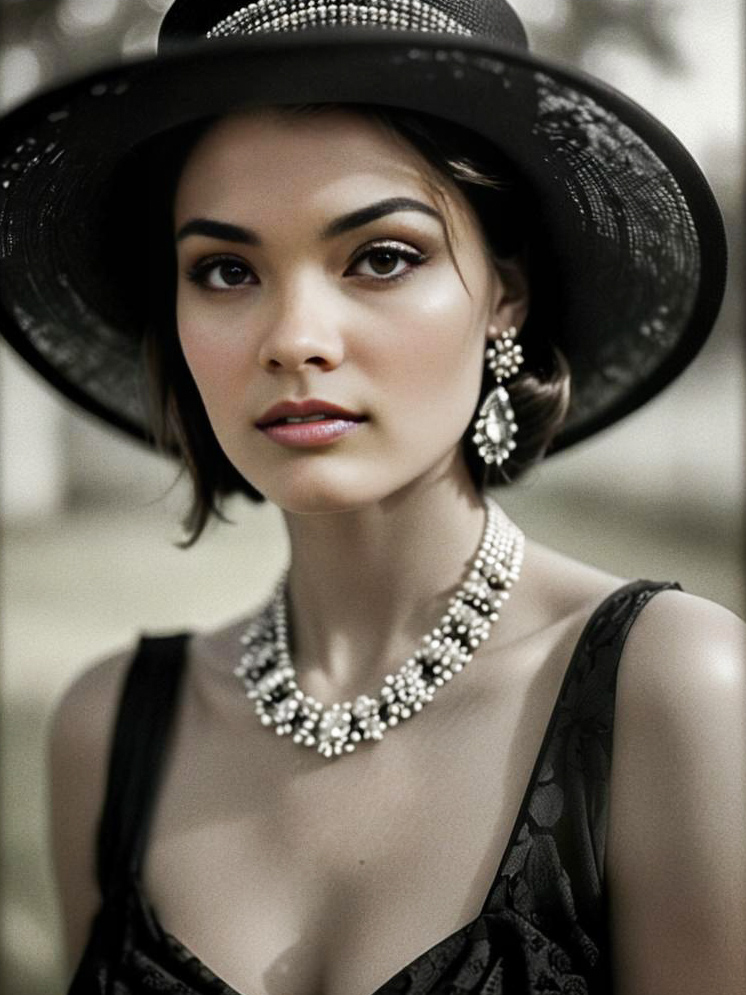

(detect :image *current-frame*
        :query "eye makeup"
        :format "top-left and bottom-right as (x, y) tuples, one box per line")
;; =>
(345, 239), (428, 282)
(186, 254), (255, 290)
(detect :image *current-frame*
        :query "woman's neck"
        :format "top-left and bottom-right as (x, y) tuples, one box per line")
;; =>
(281, 472), (490, 702)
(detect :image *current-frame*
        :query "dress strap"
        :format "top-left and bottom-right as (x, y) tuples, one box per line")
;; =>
(96, 632), (191, 898)
(487, 579), (681, 920)
(474, 580), (681, 992)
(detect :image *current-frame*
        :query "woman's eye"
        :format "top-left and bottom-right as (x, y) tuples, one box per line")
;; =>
(187, 257), (255, 290)
(348, 244), (426, 281)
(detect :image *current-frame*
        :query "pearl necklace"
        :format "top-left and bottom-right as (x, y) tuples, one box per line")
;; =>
(236, 499), (524, 759)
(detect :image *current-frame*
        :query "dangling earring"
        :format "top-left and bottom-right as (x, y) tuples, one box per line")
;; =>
(471, 326), (524, 467)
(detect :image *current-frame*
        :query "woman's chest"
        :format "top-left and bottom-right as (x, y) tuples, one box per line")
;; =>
(140, 635), (574, 995)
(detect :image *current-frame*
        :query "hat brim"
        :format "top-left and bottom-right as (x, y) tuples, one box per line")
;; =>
(0, 30), (727, 453)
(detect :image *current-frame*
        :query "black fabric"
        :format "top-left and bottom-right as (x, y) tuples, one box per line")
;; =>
(68, 579), (679, 994)
(96, 632), (191, 897)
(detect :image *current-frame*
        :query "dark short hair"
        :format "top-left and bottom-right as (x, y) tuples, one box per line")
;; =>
(132, 106), (570, 545)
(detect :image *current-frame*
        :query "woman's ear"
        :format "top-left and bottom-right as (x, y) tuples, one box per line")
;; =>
(490, 256), (529, 336)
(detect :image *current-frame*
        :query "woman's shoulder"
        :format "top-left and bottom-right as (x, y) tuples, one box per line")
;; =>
(50, 606), (259, 735)
(50, 603), (274, 762)
(520, 538), (744, 659)
(605, 588), (745, 992)
(514, 541), (744, 715)
(48, 644), (140, 860)
(611, 586), (745, 807)
(50, 644), (138, 760)
(616, 585), (745, 699)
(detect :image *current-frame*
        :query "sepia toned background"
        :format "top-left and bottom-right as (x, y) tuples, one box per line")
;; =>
(1, 1), (743, 992)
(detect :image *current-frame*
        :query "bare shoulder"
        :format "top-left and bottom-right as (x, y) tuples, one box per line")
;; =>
(621, 585), (744, 674)
(50, 645), (135, 754)
(613, 588), (745, 738)
(606, 589), (746, 995)
(48, 644), (137, 975)
(49, 644), (137, 817)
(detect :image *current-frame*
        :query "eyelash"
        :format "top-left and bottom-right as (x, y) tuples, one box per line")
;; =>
(346, 241), (428, 282)
(186, 254), (255, 291)
(184, 241), (428, 291)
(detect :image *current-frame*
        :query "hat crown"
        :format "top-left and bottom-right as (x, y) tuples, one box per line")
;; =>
(158, 0), (529, 52)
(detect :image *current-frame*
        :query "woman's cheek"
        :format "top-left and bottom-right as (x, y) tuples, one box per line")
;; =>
(177, 312), (248, 403)
(380, 286), (484, 401)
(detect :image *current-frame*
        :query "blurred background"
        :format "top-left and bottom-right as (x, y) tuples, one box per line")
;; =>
(0, 0), (743, 991)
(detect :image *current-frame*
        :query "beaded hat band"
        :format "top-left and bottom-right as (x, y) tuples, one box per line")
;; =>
(159, 0), (526, 47)
(206, 0), (473, 40)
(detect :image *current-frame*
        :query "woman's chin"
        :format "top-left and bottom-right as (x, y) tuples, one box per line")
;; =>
(241, 463), (439, 516)
(239, 469), (391, 516)
(229, 440), (467, 515)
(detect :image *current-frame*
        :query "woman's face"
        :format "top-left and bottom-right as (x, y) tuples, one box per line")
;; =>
(174, 109), (525, 513)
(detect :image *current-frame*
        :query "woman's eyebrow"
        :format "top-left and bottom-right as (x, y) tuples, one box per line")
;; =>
(321, 197), (443, 238)
(174, 197), (442, 245)
(175, 218), (258, 244)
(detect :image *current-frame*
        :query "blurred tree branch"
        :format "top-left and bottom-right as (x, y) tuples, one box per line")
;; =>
(523, 0), (685, 71)
(0, 0), (162, 85)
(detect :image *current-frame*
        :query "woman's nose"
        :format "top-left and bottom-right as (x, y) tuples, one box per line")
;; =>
(257, 290), (345, 373)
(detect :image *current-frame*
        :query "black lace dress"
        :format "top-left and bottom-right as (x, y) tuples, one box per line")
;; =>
(68, 579), (678, 994)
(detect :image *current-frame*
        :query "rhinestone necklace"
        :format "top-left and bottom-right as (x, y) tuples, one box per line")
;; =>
(236, 499), (524, 759)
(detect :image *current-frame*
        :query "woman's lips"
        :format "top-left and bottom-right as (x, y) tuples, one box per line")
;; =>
(256, 399), (366, 448)
(259, 417), (364, 448)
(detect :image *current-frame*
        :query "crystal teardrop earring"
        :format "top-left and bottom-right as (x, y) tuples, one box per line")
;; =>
(471, 326), (524, 467)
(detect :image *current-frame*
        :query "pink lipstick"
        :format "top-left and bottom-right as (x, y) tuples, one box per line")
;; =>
(256, 399), (365, 449)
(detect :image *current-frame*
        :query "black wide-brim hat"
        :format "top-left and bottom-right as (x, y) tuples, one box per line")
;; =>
(0, 0), (727, 454)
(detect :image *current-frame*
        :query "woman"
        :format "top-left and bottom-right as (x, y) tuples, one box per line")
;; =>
(0, 2), (743, 993)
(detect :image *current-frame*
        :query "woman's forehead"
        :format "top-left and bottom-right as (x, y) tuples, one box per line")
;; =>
(175, 107), (457, 219)
(172, 107), (488, 263)
(184, 106), (419, 164)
